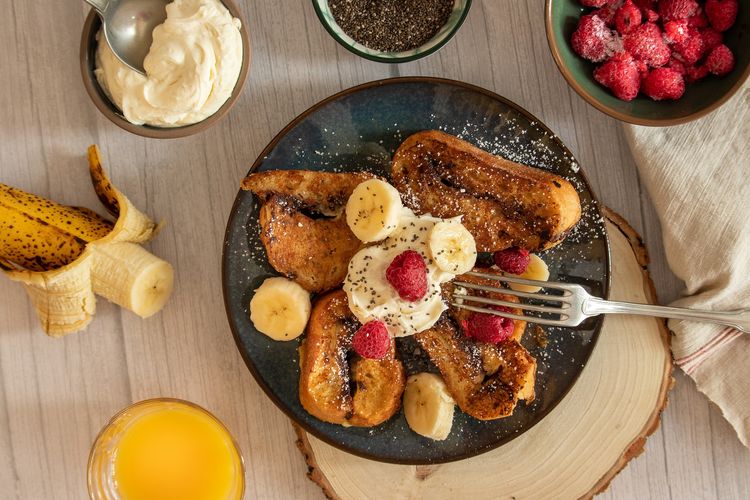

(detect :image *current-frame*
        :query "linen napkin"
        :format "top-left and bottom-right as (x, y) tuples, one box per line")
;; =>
(623, 80), (750, 447)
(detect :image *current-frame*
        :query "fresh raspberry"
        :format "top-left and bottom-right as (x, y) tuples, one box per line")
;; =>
(594, 51), (642, 100)
(686, 63), (710, 82)
(461, 309), (515, 344)
(664, 19), (690, 43)
(642, 67), (686, 100)
(667, 56), (687, 75)
(688, 9), (710, 28)
(571, 14), (617, 63)
(705, 44), (735, 76)
(672, 28), (706, 64)
(615, 0), (643, 34)
(633, 0), (659, 21)
(386, 250), (428, 302)
(594, 4), (619, 26)
(352, 321), (390, 359)
(700, 28), (724, 50)
(581, 0), (609, 7)
(644, 8), (660, 22)
(705, 0), (738, 32)
(624, 23), (671, 67)
(493, 247), (531, 275)
(633, 0), (654, 10)
(659, 0), (699, 21)
(636, 59), (650, 79)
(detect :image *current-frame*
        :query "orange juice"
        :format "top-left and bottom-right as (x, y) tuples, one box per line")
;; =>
(88, 399), (244, 500)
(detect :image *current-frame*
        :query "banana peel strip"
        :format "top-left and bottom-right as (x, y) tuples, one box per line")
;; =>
(3, 146), (173, 337)
(87, 145), (161, 244)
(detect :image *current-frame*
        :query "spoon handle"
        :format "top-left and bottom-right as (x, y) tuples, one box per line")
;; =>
(83, 0), (111, 14)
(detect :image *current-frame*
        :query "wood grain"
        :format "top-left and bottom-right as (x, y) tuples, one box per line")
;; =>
(0, 0), (747, 498)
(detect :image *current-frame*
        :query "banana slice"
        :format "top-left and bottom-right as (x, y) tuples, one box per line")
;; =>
(250, 277), (311, 341)
(507, 254), (550, 293)
(345, 179), (403, 242)
(428, 220), (477, 274)
(403, 372), (455, 441)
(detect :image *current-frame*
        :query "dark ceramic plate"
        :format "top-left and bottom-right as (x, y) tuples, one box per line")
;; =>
(223, 77), (611, 464)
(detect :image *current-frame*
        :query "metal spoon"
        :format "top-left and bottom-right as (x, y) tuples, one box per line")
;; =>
(84, 0), (170, 75)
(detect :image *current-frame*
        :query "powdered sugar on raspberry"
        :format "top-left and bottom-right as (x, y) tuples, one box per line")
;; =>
(571, 0), (738, 102)
(352, 320), (391, 359)
(572, 14), (621, 63)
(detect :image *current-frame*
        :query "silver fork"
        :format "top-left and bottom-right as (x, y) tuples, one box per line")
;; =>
(452, 271), (750, 333)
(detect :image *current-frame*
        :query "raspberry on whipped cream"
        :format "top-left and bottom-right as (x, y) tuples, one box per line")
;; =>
(344, 209), (472, 338)
(386, 250), (428, 302)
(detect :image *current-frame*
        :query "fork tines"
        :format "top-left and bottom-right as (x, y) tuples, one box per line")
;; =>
(451, 271), (571, 326)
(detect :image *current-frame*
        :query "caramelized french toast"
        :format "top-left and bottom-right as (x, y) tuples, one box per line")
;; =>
(415, 268), (536, 419)
(242, 170), (375, 293)
(415, 320), (536, 420)
(299, 290), (405, 427)
(391, 130), (581, 252)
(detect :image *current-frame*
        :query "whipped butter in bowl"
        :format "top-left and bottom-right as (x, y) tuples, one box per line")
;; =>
(80, 0), (250, 138)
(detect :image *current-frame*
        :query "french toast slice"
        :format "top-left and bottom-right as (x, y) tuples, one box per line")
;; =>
(391, 130), (581, 252)
(415, 268), (536, 419)
(257, 196), (361, 293)
(242, 170), (374, 216)
(242, 170), (374, 293)
(415, 320), (536, 420)
(299, 290), (405, 427)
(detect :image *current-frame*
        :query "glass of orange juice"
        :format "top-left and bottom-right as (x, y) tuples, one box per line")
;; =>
(88, 398), (245, 500)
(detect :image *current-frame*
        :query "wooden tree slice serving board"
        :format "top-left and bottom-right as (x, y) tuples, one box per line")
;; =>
(293, 209), (673, 499)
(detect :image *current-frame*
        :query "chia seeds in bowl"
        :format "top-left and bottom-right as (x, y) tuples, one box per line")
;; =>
(330, 0), (454, 52)
(312, 0), (472, 63)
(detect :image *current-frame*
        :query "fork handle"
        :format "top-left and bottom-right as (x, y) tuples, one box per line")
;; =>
(583, 297), (750, 334)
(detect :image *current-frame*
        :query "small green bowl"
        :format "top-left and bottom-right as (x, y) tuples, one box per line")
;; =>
(546, 0), (750, 126)
(312, 0), (472, 63)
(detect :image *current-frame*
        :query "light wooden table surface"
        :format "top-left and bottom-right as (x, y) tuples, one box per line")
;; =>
(1, 1), (748, 498)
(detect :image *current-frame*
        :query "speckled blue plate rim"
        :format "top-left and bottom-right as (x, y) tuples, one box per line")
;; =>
(222, 76), (612, 465)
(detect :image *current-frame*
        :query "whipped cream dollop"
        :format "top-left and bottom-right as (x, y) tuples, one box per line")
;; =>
(94, 0), (243, 127)
(344, 210), (463, 338)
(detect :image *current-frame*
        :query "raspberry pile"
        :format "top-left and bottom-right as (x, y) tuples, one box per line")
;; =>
(571, 0), (738, 101)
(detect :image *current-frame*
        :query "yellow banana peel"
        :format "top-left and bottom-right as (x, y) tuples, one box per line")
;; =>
(1, 146), (173, 337)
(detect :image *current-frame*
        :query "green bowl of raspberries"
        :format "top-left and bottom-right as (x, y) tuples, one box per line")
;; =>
(546, 0), (749, 125)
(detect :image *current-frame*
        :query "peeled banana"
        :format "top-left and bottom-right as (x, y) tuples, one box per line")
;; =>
(1, 145), (173, 336)
(249, 277), (311, 341)
(91, 242), (173, 318)
(345, 179), (403, 242)
(428, 220), (477, 274)
(403, 372), (455, 441)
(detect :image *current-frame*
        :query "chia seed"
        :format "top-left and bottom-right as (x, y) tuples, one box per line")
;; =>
(329, 0), (455, 53)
